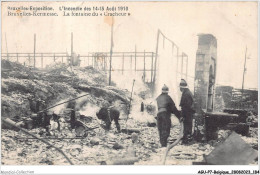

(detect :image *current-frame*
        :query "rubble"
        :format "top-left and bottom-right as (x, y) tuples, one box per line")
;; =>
(2, 120), (257, 165)
(1, 60), (258, 165)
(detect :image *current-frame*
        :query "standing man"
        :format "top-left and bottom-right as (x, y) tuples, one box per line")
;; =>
(179, 79), (195, 144)
(141, 102), (144, 112)
(156, 84), (180, 147)
(67, 101), (76, 129)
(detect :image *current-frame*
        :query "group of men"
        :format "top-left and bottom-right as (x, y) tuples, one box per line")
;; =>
(29, 79), (193, 148)
(156, 79), (194, 147)
(95, 78), (194, 147)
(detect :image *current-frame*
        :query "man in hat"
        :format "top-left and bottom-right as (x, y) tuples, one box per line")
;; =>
(96, 107), (121, 132)
(179, 79), (195, 144)
(156, 84), (180, 147)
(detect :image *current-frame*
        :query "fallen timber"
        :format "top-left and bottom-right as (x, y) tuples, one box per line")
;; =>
(37, 84), (130, 114)
(75, 84), (130, 104)
(37, 93), (90, 114)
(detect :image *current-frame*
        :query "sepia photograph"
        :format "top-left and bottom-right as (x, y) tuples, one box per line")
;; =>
(1, 0), (259, 174)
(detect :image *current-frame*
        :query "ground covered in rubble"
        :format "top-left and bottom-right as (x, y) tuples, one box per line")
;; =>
(1, 118), (258, 165)
(1, 117), (213, 165)
(1, 60), (258, 165)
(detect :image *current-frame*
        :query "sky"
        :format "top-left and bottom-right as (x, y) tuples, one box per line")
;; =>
(1, 1), (258, 90)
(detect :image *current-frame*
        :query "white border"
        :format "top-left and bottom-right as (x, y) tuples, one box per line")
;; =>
(0, 0), (259, 175)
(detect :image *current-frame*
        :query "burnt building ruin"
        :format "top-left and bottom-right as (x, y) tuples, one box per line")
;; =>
(194, 34), (217, 113)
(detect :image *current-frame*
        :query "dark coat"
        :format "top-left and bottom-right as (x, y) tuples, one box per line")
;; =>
(96, 107), (120, 131)
(180, 89), (194, 140)
(180, 88), (194, 113)
(156, 93), (180, 118)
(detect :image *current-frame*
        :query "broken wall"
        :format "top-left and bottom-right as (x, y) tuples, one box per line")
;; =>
(194, 34), (217, 112)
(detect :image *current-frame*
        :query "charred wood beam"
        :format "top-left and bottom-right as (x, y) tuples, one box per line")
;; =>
(75, 85), (130, 104)
(37, 93), (90, 114)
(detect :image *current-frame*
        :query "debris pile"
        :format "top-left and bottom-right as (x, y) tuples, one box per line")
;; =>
(1, 60), (258, 165)
(1, 60), (127, 120)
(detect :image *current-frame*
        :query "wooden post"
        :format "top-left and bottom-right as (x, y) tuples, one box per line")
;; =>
(122, 54), (124, 75)
(242, 46), (247, 97)
(62, 56), (64, 63)
(135, 45), (137, 72)
(41, 53), (43, 68)
(54, 53), (56, 62)
(151, 53), (154, 83)
(153, 29), (160, 89)
(16, 53), (19, 62)
(34, 34), (36, 68)
(108, 18), (114, 85)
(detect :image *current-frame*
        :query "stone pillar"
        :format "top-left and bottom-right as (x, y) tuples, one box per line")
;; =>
(194, 34), (217, 141)
(194, 34), (217, 112)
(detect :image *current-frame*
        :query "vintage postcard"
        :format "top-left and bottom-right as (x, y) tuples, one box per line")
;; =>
(1, 0), (259, 174)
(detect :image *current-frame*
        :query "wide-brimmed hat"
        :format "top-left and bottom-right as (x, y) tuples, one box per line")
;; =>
(179, 79), (188, 88)
(162, 84), (169, 93)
